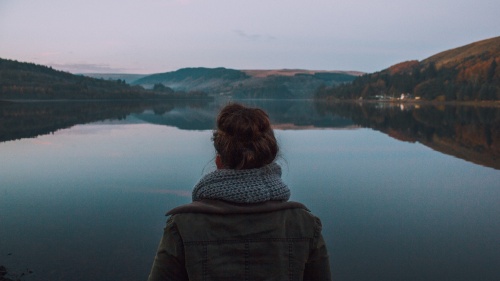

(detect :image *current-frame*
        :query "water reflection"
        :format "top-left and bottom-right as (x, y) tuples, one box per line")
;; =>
(0, 100), (211, 142)
(1, 100), (499, 281)
(1, 100), (499, 169)
(314, 101), (500, 169)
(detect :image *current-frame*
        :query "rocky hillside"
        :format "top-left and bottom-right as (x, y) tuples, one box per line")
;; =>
(316, 36), (500, 101)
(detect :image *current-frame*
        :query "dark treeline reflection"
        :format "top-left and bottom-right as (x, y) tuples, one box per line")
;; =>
(315, 101), (500, 170)
(132, 100), (356, 130)
(0, 100), (211, 142)
(1, 100), (499, 169)
(0, 100), (356, 142)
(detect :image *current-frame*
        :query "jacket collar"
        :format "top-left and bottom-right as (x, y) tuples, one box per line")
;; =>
(167, 199), (309, 216)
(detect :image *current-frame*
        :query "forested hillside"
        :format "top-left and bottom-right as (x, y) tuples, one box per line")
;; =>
(0, 58), (210, 100)
(315, 36), (500, 101)
(132, 67), (358, 99)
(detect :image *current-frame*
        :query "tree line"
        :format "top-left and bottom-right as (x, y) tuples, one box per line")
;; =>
(315, 58), (499, 101)
(0, 58), (211, 100)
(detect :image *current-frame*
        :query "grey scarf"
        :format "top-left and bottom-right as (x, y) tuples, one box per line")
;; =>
(192, 163), (290, 204)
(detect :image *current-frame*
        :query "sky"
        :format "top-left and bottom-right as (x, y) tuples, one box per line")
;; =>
(1, 0), (499, 74)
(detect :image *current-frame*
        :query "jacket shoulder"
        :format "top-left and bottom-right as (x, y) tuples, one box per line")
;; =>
(166, 199), (310, 216)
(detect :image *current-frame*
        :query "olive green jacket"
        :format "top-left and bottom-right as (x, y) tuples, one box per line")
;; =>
(148, 199), (332, 281)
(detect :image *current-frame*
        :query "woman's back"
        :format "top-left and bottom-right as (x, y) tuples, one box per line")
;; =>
(147, 103), (331, 280)
(149, 199), (330, 281)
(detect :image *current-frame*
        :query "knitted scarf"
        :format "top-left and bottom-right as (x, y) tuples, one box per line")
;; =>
(192, 163), (290, 204)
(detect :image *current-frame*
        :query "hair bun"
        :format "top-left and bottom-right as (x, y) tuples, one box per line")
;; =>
(213, 103), (278, 169)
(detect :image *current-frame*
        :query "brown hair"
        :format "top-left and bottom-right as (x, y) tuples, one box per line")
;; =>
(212, 103), (278, 170)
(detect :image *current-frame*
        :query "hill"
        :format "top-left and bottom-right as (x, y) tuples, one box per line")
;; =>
(132, 67), (359, 99)
(0, 58), (210, 100)
(316, 36), (500, 101)
(133, 67), (249, 95)
(82, 73), (148, 84)
(422, 37), (500, 69)
(241, 69), (364, 78)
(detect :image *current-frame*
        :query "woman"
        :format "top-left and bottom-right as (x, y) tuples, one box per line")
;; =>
(148, 103), (331, 281)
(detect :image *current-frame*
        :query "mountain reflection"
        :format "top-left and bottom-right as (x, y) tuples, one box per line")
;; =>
(1, 100), (498, 169)
(315, 101), (500, 170)
(0, 100), (211, 142)
(0, 100), (355, 140)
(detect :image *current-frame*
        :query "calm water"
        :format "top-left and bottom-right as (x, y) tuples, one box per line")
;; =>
(0, 100), (499, 281)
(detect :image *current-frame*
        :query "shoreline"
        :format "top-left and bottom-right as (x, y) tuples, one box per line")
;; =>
(317, 98), (500, 108)
(0, 264), (32, 281)
(2, 97), (500, 108)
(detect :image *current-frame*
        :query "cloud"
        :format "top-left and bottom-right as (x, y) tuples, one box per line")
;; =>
(233, 29), (276, 41)
(47, 63), (129, 74)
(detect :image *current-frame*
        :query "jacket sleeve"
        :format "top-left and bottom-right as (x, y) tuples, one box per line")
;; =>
(148, 216), (189, 281)
(303, 217), (332, 281)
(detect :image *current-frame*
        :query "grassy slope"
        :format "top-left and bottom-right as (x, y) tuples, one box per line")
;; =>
(422, 36), (500, 68)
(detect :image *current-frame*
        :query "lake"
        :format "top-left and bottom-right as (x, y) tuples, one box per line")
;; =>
(0, 100), (499, 281)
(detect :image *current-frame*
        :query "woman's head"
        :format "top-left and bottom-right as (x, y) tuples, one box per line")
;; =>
(212, 103), (278, 170)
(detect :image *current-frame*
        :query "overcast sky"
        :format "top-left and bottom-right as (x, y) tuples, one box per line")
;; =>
(1, 0), (498, 74)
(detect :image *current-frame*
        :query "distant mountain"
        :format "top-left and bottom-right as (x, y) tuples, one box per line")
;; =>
(131, 67), (359, 99)
(0, 58), (210, 100)
(133, 67), (248, 93)
(316, 36), (500, 101)
(81, 73), (148, 84)
(241, 69), (364, 77)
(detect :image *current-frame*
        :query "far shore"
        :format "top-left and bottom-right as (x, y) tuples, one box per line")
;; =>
(318, 98), (500, 108)
(2, 97), (500, 108)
